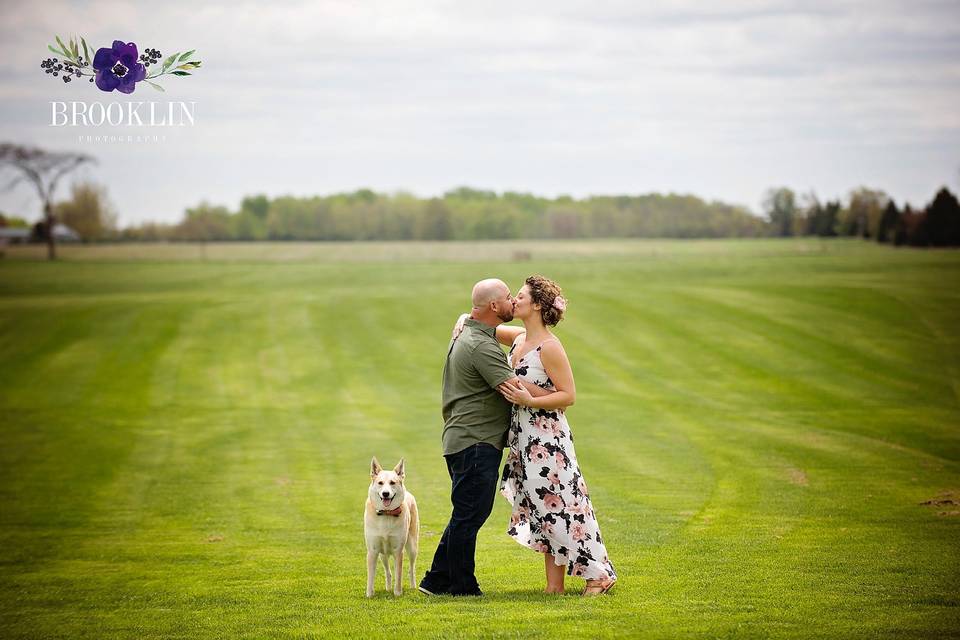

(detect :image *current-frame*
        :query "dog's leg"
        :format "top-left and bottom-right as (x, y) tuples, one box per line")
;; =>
(366, 549), (378, 598)
(394, 550), (404, 596)
(381, 553), (392, 591)
(407, 498), (420, 588)
(406, 538), (418, 588)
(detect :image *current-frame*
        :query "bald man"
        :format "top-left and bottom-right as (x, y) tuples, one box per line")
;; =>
(419, 279), (534, 597)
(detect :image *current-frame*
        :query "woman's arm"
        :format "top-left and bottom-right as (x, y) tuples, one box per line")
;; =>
(517, 379), (548, 397)
(451, 313), (470, 339)
(497, 341), (576, 410)
(495, 324), (526, 347)
(451, 313), (524, 347)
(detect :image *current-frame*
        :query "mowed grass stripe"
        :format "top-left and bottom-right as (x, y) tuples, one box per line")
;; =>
(1, 240), (958, 638)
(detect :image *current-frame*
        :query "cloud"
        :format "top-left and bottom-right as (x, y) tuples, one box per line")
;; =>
(0, 0), (958, 223)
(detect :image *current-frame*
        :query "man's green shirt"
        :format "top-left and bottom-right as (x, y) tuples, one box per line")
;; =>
(441, 318), (516, 455)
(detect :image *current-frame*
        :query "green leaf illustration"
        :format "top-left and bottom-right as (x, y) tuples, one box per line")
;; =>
(70, 37), (79, 61)
(178, 50), (195, 62)
(145, 80), (165, 92)
(55, 36), (70, 58)
(176, 62), (200, 70)
(81, 37), (90, 65)
(48, 44), (66, 57)
(162, 53), (179, 71)
(171, 70), (191, 76)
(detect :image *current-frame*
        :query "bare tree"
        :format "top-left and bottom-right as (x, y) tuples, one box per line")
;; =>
(0, 143), (95, 260)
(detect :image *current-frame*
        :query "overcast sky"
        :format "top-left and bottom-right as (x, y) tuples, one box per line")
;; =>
(1, 0), (958, 225)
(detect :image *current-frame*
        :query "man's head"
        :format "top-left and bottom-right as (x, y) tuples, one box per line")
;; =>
(471, 278), (514, 325)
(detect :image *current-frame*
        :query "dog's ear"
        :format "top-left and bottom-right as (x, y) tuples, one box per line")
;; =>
(371, 456), (383, 478)
(393, 458), (405, 478)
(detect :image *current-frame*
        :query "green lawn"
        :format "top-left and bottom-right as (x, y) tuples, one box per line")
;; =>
(0, 239), (958, 638)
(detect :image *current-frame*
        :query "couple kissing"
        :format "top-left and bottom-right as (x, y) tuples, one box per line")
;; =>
(419, 275), (617, 597)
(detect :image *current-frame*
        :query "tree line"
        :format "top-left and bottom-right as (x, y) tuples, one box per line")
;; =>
(761, 186), (960, 247)
(6, 143), (957, 260)
(0, 183), (960, 247)
(4, 183), (959, 247)
(103, 188), (769, 242)
(6, 184), (956, 246)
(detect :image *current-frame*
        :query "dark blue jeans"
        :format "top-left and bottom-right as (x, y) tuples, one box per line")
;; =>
(420, 442), (502, 595)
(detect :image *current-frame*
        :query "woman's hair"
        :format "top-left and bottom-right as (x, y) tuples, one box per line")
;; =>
(525, 274), (565, 326)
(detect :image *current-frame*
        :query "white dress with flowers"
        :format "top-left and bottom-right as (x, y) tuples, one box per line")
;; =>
(499, 337), (617, 582)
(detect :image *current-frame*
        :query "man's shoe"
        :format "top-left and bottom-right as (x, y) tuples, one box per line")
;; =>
(418, 584), (450, 596)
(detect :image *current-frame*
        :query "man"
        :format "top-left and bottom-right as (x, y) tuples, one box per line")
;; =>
(418, 278), (540, 596)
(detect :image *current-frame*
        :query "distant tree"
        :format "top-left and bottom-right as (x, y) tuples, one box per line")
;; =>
(798, 192), (817, 236)
(232, 194), (269, 240)
(876, 201), (900, 243)
(0, 213), (30, 228)
(798, 191), (842, 237)
(53, 182), (117, 242)
(444, 186), (498, 201)
(0, 143), (94, 259)
(240, 194), (269, 220)
(351, 188), (377, 204)
(763, 187), (796, 237)
(174, 203), (232, 241)
(924, 187), (960, 246)
(30, 221), (48, 243)
(843, 187), (888, 238)
(418, 198), (453, 240)
(541, 208), (579, 239)
(817, 200), (841, 237)
(119, 221), (174, 241)
(893, 205), (911, 246)
(900, 206), (930, 247)
(798, 193), (841, 237)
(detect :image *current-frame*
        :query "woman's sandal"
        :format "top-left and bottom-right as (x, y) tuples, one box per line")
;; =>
(582, 578), (616, 596)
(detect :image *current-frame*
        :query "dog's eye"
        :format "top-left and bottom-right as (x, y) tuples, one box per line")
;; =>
(389, 481), (396, 485)
(377, 481), (383, 485)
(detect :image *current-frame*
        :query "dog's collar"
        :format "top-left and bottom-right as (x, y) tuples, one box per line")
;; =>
(377, 506), (403, 517)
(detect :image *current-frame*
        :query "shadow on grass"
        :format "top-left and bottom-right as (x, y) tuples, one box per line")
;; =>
(412, 588), (606, 602)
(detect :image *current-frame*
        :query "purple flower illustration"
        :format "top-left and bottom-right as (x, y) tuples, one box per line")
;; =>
(41, 35), (201, 92)
(92, 40), (146, 93)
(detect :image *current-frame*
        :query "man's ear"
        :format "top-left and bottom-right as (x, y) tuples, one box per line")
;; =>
(371, 456), (382, 478)
(393, 458), (405, 478)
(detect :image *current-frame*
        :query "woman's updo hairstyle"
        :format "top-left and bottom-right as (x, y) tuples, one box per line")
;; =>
(525, 274), (566, 326)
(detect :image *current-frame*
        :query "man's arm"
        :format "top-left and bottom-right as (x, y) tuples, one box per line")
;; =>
(474, 341), (521, 390)
(473, 340), (550, 398)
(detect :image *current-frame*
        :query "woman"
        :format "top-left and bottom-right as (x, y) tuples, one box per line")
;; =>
(454, 275), (617, 595)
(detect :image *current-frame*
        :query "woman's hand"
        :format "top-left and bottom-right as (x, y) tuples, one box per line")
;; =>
(452, 313), (469, 339)
(498, 380), (535, 407)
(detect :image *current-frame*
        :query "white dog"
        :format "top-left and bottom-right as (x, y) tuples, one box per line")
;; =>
(365, 457), (419, 597)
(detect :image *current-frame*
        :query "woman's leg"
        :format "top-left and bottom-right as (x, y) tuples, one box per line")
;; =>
(544, 552), (565, 593)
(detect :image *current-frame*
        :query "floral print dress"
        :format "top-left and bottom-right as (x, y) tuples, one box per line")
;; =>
(499, 336), (617, 582)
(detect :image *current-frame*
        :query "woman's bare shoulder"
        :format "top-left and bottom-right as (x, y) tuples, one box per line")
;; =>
(539, 336), (567, 356)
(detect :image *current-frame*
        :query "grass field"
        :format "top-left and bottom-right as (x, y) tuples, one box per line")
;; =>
(1, 238), (958, 639)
